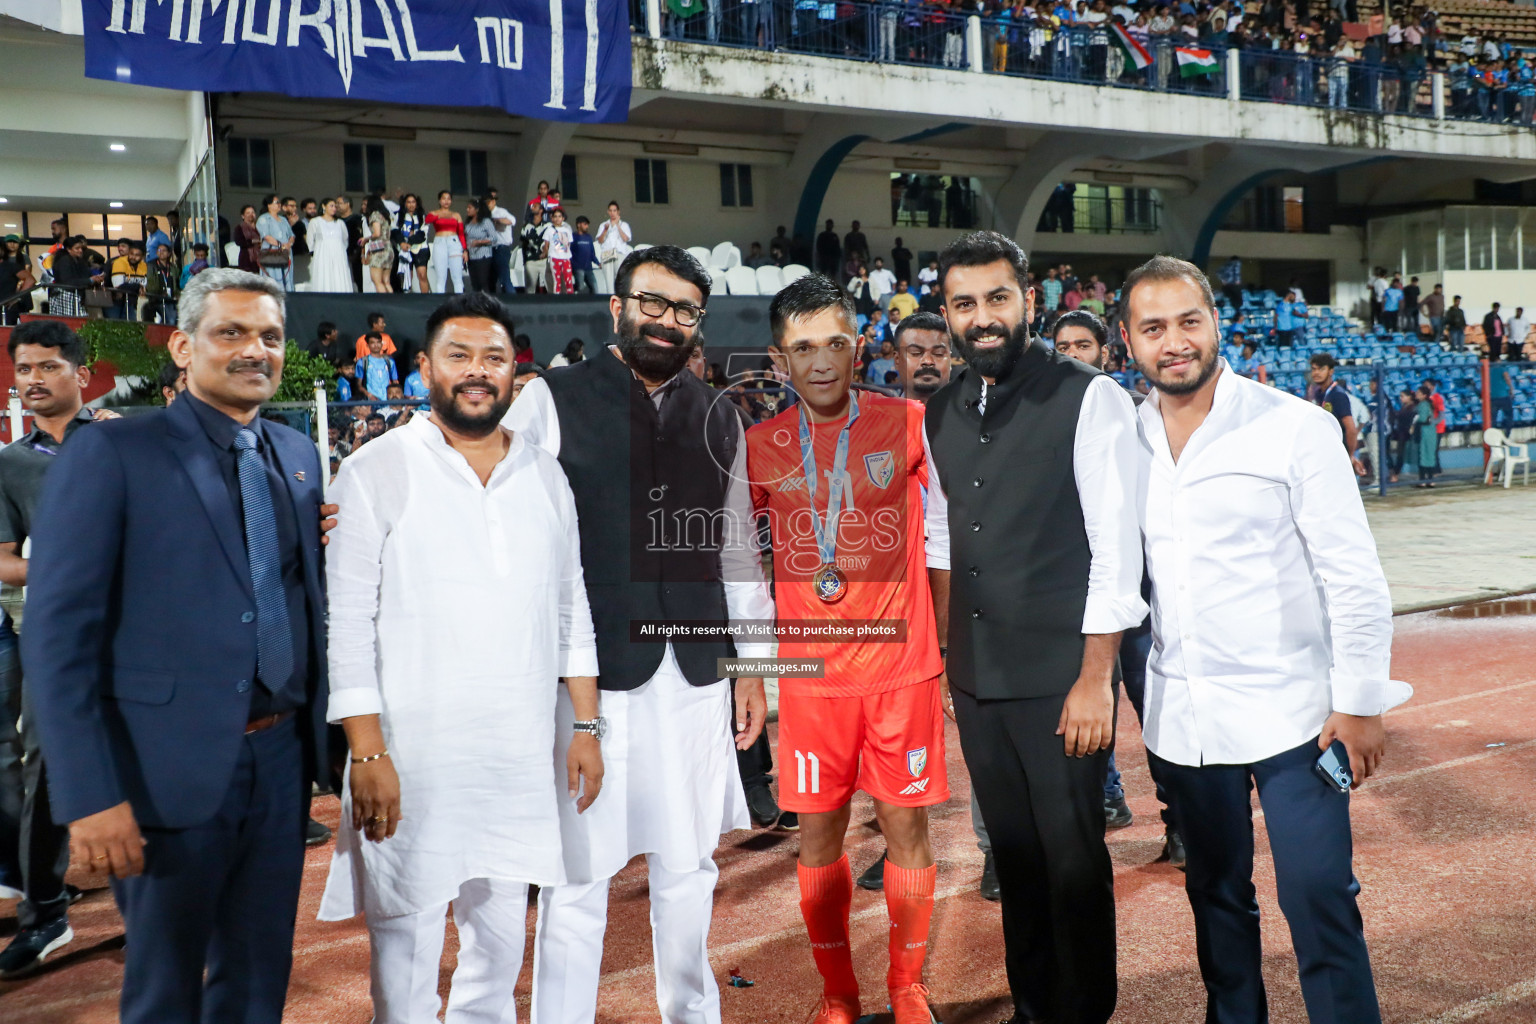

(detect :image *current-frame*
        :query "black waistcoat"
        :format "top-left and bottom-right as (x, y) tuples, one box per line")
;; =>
(543, 350), (739, 690)
(924, 341), (1098, 700)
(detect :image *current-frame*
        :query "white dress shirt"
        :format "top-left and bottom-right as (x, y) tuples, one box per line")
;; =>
(505, 352), (777, 658)
(924, 373), (1149, 635)
(1136, 363), (1411, 768)
(319, 414), (598, 920)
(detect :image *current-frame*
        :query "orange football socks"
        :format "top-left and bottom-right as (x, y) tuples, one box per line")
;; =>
(798, 855), (859, 1002)
(883, 861), (937, 992)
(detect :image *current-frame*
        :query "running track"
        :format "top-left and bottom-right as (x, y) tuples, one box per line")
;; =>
(4, 598), (1534, 1023)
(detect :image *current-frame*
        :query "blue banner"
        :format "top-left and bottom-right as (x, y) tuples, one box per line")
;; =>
(82, 0), (632, 123)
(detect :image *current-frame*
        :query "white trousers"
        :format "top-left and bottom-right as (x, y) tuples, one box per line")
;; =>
(431, 235), (465, 294)
(531, 854), (721, 1024)
(368, 877), (529, 1024)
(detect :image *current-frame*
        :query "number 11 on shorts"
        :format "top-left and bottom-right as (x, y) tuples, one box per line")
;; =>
(795, 750), (821, 794)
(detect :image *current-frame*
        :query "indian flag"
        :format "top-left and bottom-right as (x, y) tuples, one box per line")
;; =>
(1111, 24), (1152, 71)
(1175, 46), (1220, 77)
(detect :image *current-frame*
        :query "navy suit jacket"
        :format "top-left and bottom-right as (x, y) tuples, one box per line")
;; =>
(24, 395), (330, 830)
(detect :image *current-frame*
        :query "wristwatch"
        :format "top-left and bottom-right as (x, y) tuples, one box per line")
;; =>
(573, 717), (608, 741)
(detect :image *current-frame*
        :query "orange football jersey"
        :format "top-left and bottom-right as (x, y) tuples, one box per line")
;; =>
(747, 394), (942, 697)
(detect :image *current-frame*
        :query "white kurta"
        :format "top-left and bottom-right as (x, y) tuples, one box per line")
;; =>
(318, 414), (599, 921)
(505, 360), (777, 884)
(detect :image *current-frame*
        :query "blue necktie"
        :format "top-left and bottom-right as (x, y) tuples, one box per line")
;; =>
(234, 428), (294, 689)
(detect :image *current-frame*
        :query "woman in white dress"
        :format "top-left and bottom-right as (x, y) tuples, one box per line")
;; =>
(308, 198), (355, 293)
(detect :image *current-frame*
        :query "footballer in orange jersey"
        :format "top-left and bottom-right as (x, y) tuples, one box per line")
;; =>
(745, 275), (946, 1024)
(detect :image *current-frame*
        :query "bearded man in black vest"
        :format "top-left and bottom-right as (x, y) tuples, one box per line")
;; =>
(504, 245), (775, 1024)
(922, 232), (1145, 1024)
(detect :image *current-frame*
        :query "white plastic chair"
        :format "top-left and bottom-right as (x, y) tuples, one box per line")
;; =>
(781, 263), (810, 285)
(755, 265), (785, 294)
(223, 241), (240, 267)
(725, 265), (758, 295)
(707, 267), (726, 294)
(710, 242), (741, 271)
(1484, 428), (1530, 488)
(687, 246), (713, 269)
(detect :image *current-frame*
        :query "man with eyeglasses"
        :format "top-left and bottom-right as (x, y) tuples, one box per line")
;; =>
(504, 246), (775, 1024)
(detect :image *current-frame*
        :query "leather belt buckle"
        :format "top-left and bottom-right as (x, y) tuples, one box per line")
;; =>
(245, 710), (293, 735)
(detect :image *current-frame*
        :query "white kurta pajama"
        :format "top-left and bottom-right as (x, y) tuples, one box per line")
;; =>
(318, 414), (599, 1024)
(505, 365), (776, 1024)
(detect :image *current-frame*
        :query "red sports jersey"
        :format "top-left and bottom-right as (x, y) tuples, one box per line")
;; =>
(747, 394), (941, 697)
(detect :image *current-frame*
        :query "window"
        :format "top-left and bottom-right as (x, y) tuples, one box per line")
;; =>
(1443, 208), (1467, 271)
(69, 213), (107, 240)
(105, 213), (142, 242)
(227, 137), (274, 190)
(720, 163), (753, 208)
(1468, 207), (1494, 271)
(449, 149), (490, 198)
(559, 154), (580, 203)
(344, 143), (387, 194)
(634, 159), (669, 205)
(1495, 209), (1519, 271)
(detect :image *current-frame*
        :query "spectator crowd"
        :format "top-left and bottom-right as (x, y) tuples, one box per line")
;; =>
(228, 183), (636, 299)
(654, 0), (1536, 123)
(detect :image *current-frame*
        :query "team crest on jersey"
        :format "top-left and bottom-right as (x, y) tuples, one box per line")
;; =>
(864, 450), (895, 489)
(907, 747), (928, 777)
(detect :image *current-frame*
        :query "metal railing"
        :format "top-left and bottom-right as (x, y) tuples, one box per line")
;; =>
(634, 4), (1536, 129)
(1238, 50), (1438, 117)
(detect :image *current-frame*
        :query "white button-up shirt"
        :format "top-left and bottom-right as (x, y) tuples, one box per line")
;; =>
(924, 373), (1150, 634)
(1136, 363), (1411, 767)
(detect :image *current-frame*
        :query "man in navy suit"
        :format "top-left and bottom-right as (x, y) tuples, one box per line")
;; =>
(23, 267), (329, 1024)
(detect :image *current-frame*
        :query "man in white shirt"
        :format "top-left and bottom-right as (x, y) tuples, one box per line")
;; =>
(1506, 306), (1529, 360)
(483, 191), (518, 296)
(1120, 255), (1409, 1024)
(319, 293), (603, 1023)
(868, 256), (897, 310)
(1369, 268), (1388, 330)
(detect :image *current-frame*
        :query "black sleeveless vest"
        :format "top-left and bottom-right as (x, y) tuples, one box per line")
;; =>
(543, 349), (740, 690)
(924, 341), (1098, 700)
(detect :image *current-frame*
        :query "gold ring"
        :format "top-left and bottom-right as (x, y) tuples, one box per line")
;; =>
(369, 816), (387, 824)
(93, 855), (108, 861)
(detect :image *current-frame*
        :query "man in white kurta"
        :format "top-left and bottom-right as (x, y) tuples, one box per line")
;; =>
(319, 298), (601, 1024)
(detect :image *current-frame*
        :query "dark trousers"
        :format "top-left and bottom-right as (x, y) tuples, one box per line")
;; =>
(493, 244), (515, 294)
(1150, 738), (1382, 1024)
(0, 629), (72, 927)
(110, 716), (306, 1024)
(1492, 395), (1515, 430)
(468, 258), (496, 293)
(0, 628), (23, 895)
(953, 686), (1116, 1024)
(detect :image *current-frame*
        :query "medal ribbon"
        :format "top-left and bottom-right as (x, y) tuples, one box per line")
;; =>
(798, 392), (860, 570)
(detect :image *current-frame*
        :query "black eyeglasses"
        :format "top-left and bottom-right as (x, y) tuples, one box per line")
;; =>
(627, 291), (706, 327)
